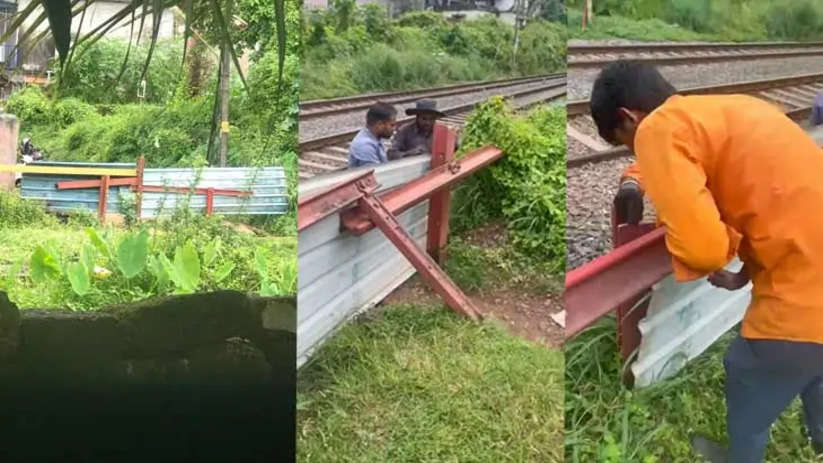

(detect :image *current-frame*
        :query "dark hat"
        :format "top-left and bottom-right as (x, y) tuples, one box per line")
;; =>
(406, 99), (446, 118)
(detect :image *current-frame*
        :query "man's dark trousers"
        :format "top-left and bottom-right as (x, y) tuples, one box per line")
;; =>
(725, 335), (823, 461)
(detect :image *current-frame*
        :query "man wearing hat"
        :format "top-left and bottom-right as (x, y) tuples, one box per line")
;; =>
(388, 99), (450, 160)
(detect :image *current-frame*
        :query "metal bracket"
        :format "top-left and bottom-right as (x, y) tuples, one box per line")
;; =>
(357, 190), (481, 320)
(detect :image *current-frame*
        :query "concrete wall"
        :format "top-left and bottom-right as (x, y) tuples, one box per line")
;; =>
(297, 156), (431, 367)
(0, 113), (17, 190)
(0, 290), (295, 461)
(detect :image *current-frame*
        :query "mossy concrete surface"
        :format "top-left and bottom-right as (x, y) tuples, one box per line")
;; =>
(0, 291), (296, 462)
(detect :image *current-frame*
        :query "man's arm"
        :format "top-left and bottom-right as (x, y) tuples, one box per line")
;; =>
(387, 125), (411, 160)
(635, 120), (742, 281)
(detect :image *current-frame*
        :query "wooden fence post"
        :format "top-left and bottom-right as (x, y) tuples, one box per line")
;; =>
(426, 124), (456, 263)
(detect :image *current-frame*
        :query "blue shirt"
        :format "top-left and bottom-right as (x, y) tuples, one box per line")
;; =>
(813, 91), (823, 126)
(348, 128), (388, 168)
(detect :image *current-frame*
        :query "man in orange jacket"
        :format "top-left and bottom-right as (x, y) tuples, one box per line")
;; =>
(590, 61), (823, 462)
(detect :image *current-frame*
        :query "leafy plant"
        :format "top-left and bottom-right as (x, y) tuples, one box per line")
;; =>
(455, 98), (566, 273)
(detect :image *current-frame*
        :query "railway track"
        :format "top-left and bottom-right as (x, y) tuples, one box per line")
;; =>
(299, 74), (562, 121)
(566, 71), (823, 167)
(299, 75), (566, 179)
(569, 41), (823, 69)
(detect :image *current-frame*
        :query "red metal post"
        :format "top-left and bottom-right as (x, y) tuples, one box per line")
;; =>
(358, 190), (481, 320)
(565, 226), (670, 339)
(98, 175), (110, 223)
(206, 187), (215, 215)
(136, 156), (145, 220)
(426, 124), (456, 263)
(341, 146), (503, 235)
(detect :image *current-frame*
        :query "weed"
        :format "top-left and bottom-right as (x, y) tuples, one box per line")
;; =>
(565, 318), (817, 461)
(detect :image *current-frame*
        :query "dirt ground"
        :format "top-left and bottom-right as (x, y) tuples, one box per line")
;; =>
(382, 224), (565, 348)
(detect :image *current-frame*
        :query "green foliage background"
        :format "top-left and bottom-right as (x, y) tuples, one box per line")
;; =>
(301, 6), (567, 99)
(567, 0), (823, 41)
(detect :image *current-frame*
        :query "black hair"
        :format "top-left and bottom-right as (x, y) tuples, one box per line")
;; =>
(590, 61), (676, 143)
(366, 102), (397, 126)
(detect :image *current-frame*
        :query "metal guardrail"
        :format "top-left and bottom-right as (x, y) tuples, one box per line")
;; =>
(19, 161), (288, 217)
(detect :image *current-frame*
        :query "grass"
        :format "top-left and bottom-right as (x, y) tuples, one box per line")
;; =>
(565, 317), (818, 462)
(297, 225), (564, 462)
(567, 9), (716, 42)
(297, 305), (564, 462)
(0, 191), (296, 310)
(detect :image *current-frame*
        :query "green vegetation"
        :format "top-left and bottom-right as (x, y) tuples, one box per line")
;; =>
(453, 98), (566, 274)
(297, 304), (564, 462)
(0, 191), (296, 311)
(565, 318), (815, 462)
(301, 7), (566, 99)
(567, 0), (823, 41)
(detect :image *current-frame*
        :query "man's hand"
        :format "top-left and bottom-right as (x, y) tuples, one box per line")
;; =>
(614, 180), (644, 225)
(708, 268), (750, 291)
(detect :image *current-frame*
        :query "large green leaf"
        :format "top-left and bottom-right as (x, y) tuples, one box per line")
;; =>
(42, 0), (73, 65)
(147, 254), (170, 289)
(85, 227), (112, 259)
(166, 241), (201, 293)
(117, 230), (149, 279)
(66, 262), (91, 296)
(202, 238), (220, 267)
(214, 261), (235, 283)
(30, 246), (61, 285)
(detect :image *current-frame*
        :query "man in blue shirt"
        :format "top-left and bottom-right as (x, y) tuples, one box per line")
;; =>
(348, 102), (398, 168)
(812, 90), (823, 127)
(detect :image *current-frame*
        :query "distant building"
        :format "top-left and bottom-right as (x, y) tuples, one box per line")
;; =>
(2, 0), (177, 74)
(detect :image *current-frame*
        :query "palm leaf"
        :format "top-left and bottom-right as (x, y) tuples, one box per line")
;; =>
(209, 0), (247, 90)
(114, 8), (137, 82)
(42, 0), (73, 65)
(139, 0), (164, 82)
(180, 0), (193, 72)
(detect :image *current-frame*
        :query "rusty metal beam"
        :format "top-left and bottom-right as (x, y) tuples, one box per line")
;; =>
(57, 178), (137, 189)
(358, 191), (481, 320)
(341, 146), (504, 235)
(135, 185), (250, 197)
(297, 170), (378, 232)
(565, 227), (671, 339)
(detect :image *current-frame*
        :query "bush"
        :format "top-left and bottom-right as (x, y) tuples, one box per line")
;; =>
(454, 98), (565, 272)
(57, 38), (184, 104)
(302, 9), (566, 98)
(6, 86), (53, 128)
(0, 191), (56, 230)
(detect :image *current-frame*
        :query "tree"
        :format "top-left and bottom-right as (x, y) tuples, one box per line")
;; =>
(0, 0), (289, 166)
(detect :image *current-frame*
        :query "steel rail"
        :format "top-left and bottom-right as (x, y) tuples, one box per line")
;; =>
(300, 73), (564, 120)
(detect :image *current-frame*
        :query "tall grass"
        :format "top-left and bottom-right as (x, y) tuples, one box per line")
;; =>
(565, 318), (817, 461)
(567, 0), (823, 42)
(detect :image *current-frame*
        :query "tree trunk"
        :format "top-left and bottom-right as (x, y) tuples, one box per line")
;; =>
(583, 0), (593, 30)
(218, 41), (230, 167)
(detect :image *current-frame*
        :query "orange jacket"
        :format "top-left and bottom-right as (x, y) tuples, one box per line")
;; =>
(622, 94), (823, 343)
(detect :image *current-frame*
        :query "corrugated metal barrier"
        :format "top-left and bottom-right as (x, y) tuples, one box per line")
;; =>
(297, 156), (431, 367)
(631, 258), (751, 387)
(20, 161), (289, 216)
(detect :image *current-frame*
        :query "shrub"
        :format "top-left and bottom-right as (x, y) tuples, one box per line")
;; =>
(454, 98), (565, 272)
(56, 38), (184, 104)
(6, 86), (52, 128)
(0, 191), (56, 230)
